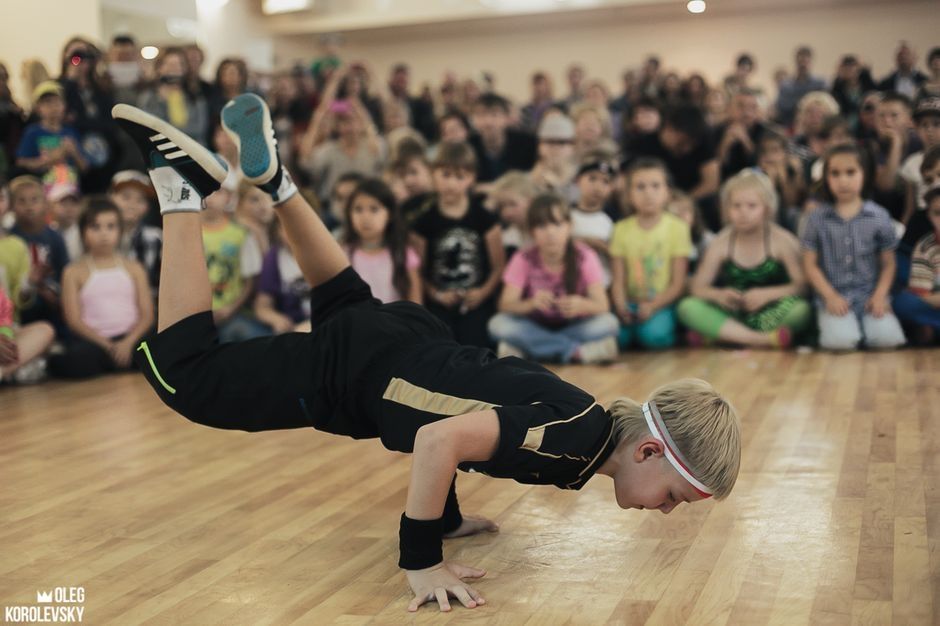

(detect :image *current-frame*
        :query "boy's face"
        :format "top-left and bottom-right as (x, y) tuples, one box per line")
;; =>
(12, 185), (47, 227)
(577, 171), (612, 209)
(660, 125), (695, 157)
(611, 438), (704, 513)
(877, 101), (912, 134)
(494, 192), (529, 228)
(916, 115), (940, 149)
(202, 188), (232, 218)
(628, 168), (669, 216)
(538, 138), (574, 168)
(632, 106), (661, 134)
(432, 167), (475, 203)
(401, 158), (432, 196)
(52, 197), (81, 227)
(331, 180), (358, 219)
(922, 160), (940, 187)
(732, 94), (760, 127)
(36, 95), (65, 124)
(239, 187), (274, 225)
(472, 105), (508, 140)
(440, 118), (468, 144)
(927, 197), (940, 234)
(110, 186), (149, 227)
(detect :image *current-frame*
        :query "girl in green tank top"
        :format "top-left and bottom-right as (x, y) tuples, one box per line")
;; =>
(678, 170), (812, 348)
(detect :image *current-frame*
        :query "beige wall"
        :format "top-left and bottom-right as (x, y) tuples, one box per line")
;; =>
(273, 0), (938, 103)
(0, 0), (102, 105)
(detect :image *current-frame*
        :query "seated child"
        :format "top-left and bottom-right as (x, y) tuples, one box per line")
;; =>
(610, 158), (691, 350)
(801, 144), (906, 350)
(343, 177), (422, 304)
(678, 170), (812, 349)
(14, 81), (87, 185)
(571, 153), (617, 286)
(0, 182), (55, 384)
(49, 182), (83, 261)
(49, 197), (154, 378)
(488, 171), (537, 258)
(201, 185), (268, 342)
(8, 176), (69, 335)
(255, 215), (311, 334)
(488, 193), (619, 363)
(236, 180), (276, 254)
(412, 142), (505, 347)
(109, 170), (162, 292)
(892, 185), (940, 344)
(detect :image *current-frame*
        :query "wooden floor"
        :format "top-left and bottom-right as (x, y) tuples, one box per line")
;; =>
(0, 349), (937, 625)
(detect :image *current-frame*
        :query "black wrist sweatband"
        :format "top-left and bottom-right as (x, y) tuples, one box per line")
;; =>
(398, 514), (444, 570)
(442, 479), (463, 534)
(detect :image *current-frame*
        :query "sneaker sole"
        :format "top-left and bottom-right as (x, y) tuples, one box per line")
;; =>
(111, 103), (229, 183)
(221, 94), (278, 185)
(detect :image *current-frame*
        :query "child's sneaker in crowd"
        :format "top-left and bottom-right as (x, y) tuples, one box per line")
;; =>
(576, 336), (619, 364)
(497, 341), (525, 360)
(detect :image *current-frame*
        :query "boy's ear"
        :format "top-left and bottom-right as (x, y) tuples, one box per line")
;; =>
(633, 437), (665, 462)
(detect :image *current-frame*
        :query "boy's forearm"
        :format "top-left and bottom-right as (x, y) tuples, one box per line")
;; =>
(406, 427), (460, 521)
(873, 260), (895, 298)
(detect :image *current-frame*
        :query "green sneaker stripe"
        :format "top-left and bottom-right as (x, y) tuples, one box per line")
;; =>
(137, 341), (176, 395)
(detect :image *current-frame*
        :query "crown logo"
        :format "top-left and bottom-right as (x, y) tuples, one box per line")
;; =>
(37, 590), (53, 603)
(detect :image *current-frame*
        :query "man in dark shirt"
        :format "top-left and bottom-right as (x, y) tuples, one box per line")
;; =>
(623, 103), (721, 229)
(117, 95), (741, 614)
(715, 88), (769, 180)
(468, 93), (537, 184)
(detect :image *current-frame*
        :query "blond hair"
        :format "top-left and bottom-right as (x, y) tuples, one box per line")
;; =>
(570, 101), (613, 139)
(490, 170), (538, 200)
(719, 169), (778, 224)
(608, 379), (741, 499)
(8, 175), (44, 201)
(795, 91), (839, 135)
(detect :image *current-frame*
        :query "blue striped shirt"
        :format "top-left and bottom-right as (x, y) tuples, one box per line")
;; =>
(800, 200), (897, 310)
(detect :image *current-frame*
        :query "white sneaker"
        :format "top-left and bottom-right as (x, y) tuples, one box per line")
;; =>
(12, 357), (48, 384)
(577, 337), (618, 364)
(497, 341), (525, 359)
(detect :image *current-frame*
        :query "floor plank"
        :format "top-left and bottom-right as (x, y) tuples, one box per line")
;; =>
(0, 349), (937, 624)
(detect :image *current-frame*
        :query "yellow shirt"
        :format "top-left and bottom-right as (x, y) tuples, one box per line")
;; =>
(609, 213), (692, 301)
(0, 234), (32, 320)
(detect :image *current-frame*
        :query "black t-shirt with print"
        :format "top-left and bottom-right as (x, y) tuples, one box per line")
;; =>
(412, 197), (499, 290)
(623, 131), (717, 192)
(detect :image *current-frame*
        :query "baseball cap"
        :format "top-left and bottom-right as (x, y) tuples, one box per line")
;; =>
(46, 182), (81, 203)
(32, 80), (64, 105)
(538, 114), (575, 142)
(109, 170), (155, 197)
(913, 97), (940, 121)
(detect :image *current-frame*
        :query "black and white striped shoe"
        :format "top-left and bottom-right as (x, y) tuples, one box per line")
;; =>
(112, 104), (227, 207)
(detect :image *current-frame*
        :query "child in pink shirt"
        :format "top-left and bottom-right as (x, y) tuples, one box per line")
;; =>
(488, 192), (619, 363)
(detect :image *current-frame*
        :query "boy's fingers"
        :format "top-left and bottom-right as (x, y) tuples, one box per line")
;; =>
(434, 588), (450, 611)
(451, 586), (477, 609)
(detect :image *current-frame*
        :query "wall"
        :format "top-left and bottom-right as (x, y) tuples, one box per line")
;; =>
(0, 0), (103, 104)
(273, 0), (938, 102)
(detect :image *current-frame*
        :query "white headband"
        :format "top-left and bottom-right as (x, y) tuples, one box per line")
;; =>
(642, 401), (713, 498)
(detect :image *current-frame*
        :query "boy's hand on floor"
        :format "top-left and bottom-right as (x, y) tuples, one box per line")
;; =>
(443, 514), (500, 539)
(405, 561), (486, 612)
